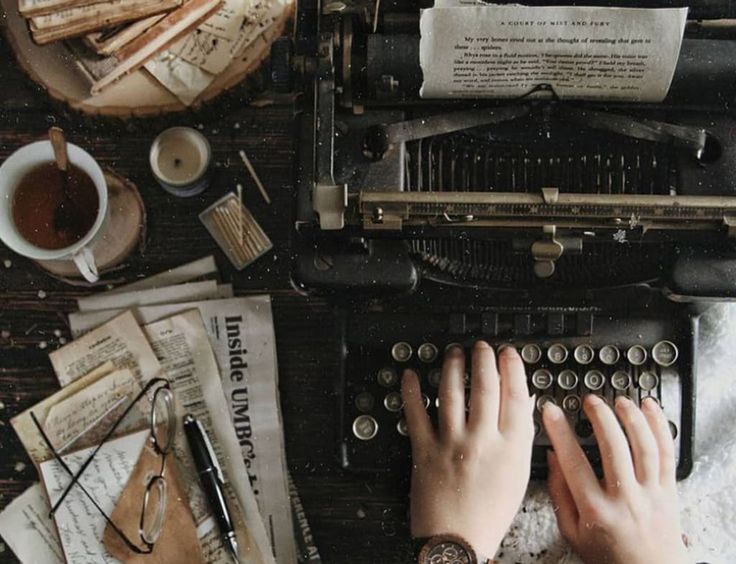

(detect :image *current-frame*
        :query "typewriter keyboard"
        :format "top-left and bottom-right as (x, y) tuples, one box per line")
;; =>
(339, 312), (693, 479)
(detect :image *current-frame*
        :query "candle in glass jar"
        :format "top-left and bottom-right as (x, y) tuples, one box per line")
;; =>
(149, 127), (212, 197)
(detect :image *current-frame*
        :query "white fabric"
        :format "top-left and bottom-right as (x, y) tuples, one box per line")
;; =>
(498, 303), (736, 563)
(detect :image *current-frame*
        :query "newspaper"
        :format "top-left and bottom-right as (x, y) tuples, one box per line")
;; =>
(76, 279), (221, 311)
(42, 310), (273, 564)
(419, 5), (687, 102)
(68, 297), (298, 564)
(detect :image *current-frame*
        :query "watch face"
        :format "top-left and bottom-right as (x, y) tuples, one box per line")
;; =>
(425, 540), (472, 564)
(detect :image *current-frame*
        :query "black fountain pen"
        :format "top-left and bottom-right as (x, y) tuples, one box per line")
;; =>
(183, 414), (240, 563)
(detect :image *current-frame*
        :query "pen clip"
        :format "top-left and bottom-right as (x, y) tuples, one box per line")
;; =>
(196, 418), (225, 484)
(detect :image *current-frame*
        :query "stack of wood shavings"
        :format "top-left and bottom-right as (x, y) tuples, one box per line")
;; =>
(19, 0), (290, 104)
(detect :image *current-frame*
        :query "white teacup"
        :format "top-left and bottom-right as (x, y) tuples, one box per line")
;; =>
(0, 140), (108, 282)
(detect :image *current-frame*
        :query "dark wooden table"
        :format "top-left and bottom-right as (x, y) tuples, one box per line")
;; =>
(0, 36), (414, 564)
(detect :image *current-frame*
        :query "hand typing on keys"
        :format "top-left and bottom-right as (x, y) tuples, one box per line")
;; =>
(542, 395), (689, 564)
(401, 341), (535, 558)
(403, 341), (689, 563)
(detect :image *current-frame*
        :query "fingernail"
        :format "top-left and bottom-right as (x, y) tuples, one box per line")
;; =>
(446, 344), (464, 358)
(542, 401), (562, 419)
(586, 394), (602, 406)
(474, 339), (491, 350)
(615, 395), (632, 409)
(642, 396), (658, 411)
(497, 343), (516, 356)
(402, 369), (416, 379)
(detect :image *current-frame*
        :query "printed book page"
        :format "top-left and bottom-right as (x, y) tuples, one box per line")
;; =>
(420, 5), (687, 102)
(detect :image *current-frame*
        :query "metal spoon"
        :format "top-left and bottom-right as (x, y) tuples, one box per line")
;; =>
(48, 127), (86, 239)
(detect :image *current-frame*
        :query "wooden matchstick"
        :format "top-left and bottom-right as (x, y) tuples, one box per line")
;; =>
(239, 150), (272, 205)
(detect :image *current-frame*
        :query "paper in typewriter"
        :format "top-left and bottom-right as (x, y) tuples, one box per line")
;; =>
(420, 5), (687, 102)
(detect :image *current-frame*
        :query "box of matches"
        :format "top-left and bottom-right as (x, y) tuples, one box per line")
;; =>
(199, 192), (273, 270)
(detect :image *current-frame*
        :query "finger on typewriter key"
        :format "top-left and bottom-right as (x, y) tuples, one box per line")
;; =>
(439, 345), (467, 437)
(352, 415), (379, 441)
(557, 369), (578, 390)
(614, 396), (659, 484)
(417, 342), (438, 363)
(651, 340), (679, 367)
(573, 344), (594, 365)
(401, 370), (433, 449)
(427, 368), (442, 388)
(599, 344), (620, 366)
(611, 370), (632, 391)
(582, 394), (636, 491)
(583, 369), (606, 391)
(497, 346), (535, 437)
(354, 391), (375, 412)
(638, 371), (659, 391)
(547, 343), (569, 364)
(532, 368), (554, 390)
(640, 397), (677, 485)
(377, 366), (399, 387)
(562, 394), (581, 413)
(626, 345), (648, 366)
(391, 341), (413, 363)
(537, 395), (557, 411)
(521, 343), (542, 364)
(384, 391), (403, 412)
(468, 341), (499, 433)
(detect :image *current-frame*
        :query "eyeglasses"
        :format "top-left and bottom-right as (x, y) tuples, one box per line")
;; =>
(31, 377), (176, 554)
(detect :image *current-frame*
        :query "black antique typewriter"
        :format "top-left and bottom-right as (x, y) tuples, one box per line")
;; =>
(274, 0), (736, 479)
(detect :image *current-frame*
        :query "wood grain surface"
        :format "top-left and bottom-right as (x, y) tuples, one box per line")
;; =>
(0, 35), (414, 564)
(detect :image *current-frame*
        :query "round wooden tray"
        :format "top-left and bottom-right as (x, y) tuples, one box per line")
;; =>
(0, 0), (291, 117)
(35, 169), (146, 282)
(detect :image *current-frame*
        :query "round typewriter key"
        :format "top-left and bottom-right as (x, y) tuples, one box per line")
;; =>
(536, 395), (557, 411)
(652, 340), (678, 367)
(422, 393), (431, 409)
(583, 370), (605, 391)
(638, 371), (659, 391)
(521, 344), (542, 364)
(427, 368), (442, 388)
(547, 343), (569, 364)
(626, 345), (648, 366)
(573, 344), (595, 365)
(562, 394), (582, 413)
(557, 369), (578, 390)
(417, 342), (438, 363)
(354, 392), (375, 413)
(383, 392), (403, 413)
(531, 369), (553, 390)
(611, 370), (632, 391)
(391, 342), (413, 363)
(376, 367), (399, 388)
(599, 345), (620, 366)
(352, 415), (378, 441)
(444, 342), (463, 353)
(397, 418), (409, 437)
(533, 421), (541, 437)
(668, 420), (678, 439)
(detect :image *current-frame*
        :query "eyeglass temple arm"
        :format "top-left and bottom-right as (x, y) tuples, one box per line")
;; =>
(29, 411), (150, 555)
(48, 377), (169, 513)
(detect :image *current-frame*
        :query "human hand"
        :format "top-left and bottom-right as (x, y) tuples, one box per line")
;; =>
(401, 342), (535, 558)
(543, 394), (689, 564)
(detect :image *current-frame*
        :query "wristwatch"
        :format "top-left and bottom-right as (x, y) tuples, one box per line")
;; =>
(414, 534), (493, 564)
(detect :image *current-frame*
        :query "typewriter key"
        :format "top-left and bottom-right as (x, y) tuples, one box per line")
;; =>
(626, 345), (648, 366)
(536, 395), (557, 411)
(422, 394), (431, 409)
(668, 420), (678, 439)
(611, 370), (632, 391)
(533, 421), (540, 437)
(391, 342), (413, 363)
(599, 345), (620, 366)
(638, 371), (659, 391)
(652, 341), (678, 367)
(575, 419), (594, 438)
(547, 343), (569, 364)
(521, 344), (542, 364)
(557, 369), (578, 390)
(384, 392), (403, 413)
(377, 367), (399, 388)
(532, 369), (553, 390)
(354, 392), (375, 413)
(562, 394), (582, 413)
(417, 342), (438, 363)
(427, 368), (442, 388)
(352, 415), (378, 441)
(573, 345), (595, 365)
(583, 370), (605, 391)
(397, 419), (409, 437)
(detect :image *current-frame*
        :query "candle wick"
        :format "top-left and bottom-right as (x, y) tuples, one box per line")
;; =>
(174, 158), (182, 168)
